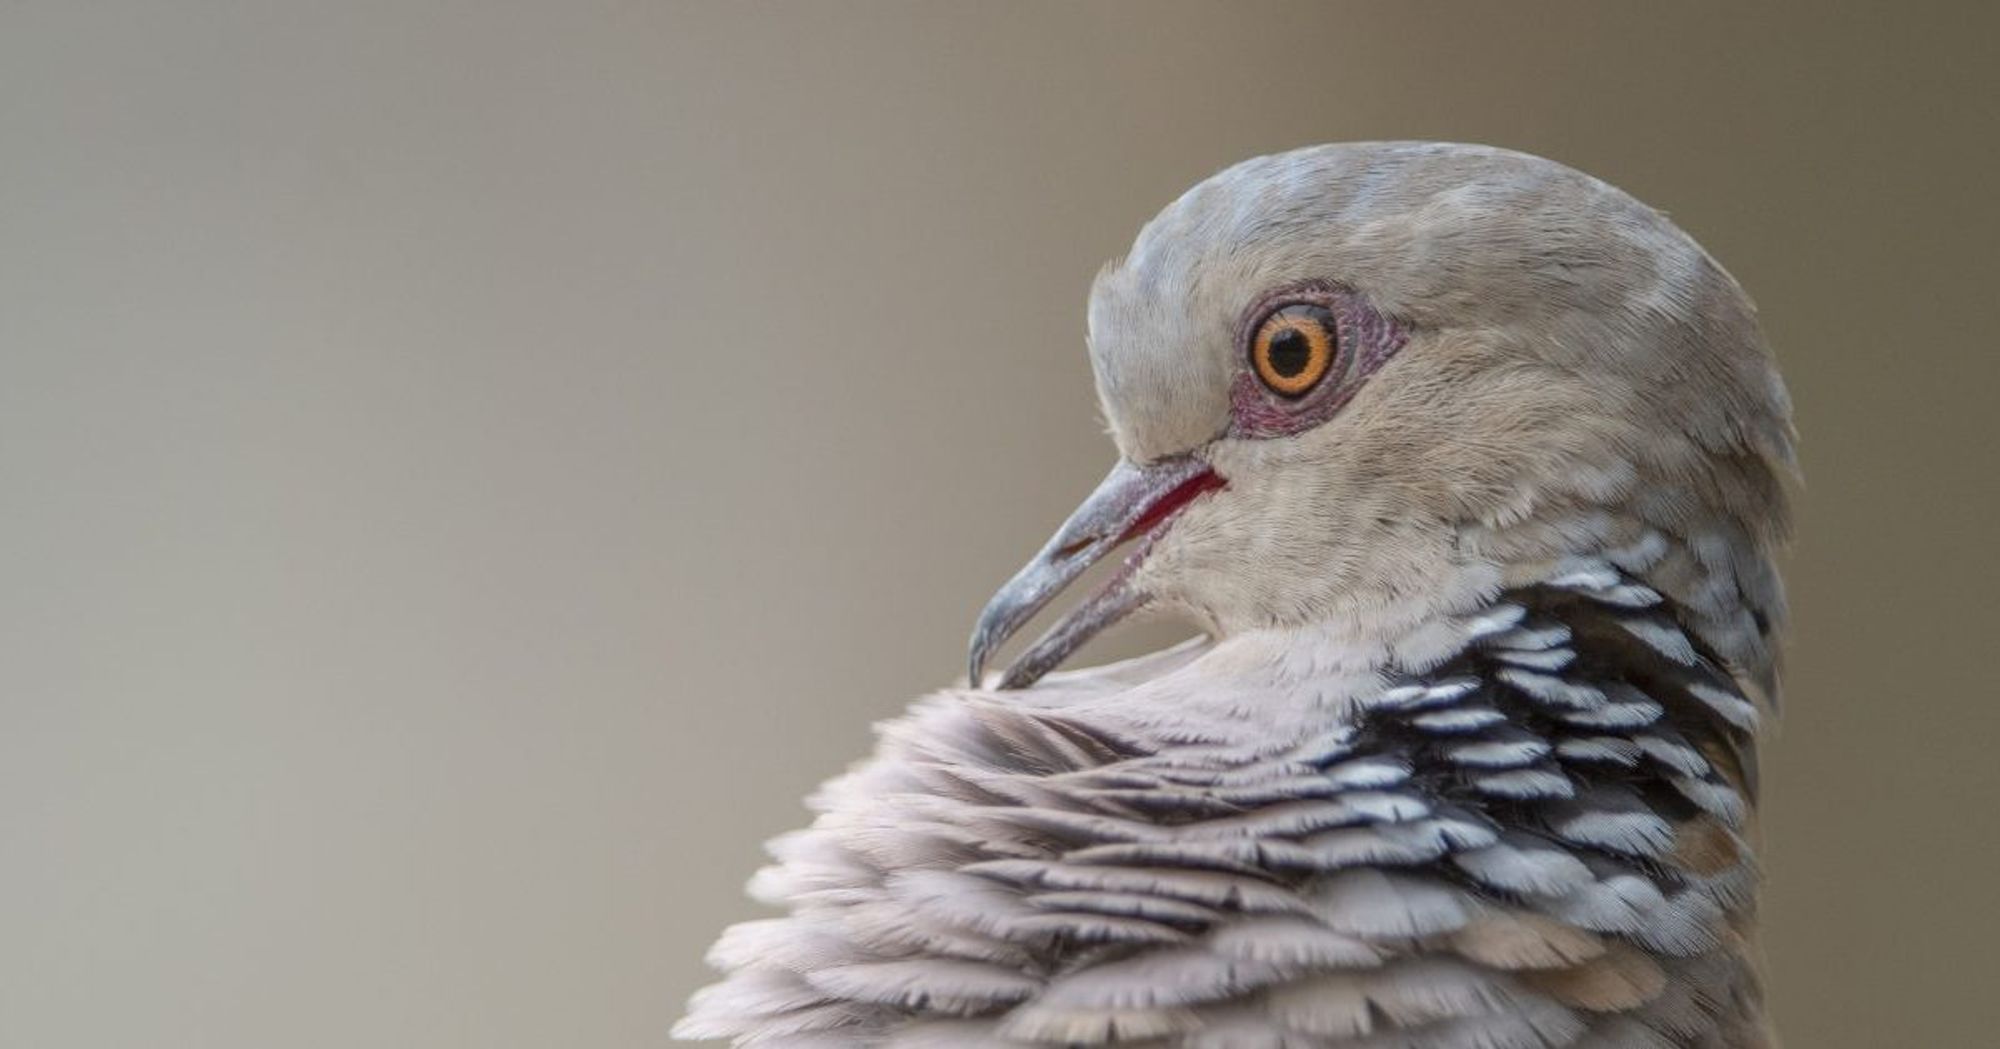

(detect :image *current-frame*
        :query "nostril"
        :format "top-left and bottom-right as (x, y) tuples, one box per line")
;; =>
(1052, 534), (1102, 561)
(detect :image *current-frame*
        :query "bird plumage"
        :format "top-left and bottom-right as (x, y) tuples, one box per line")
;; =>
(678, 142), (1793, 1047)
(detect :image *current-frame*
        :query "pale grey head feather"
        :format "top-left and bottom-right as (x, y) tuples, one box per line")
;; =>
(1084, 143), (1790, 678)
(1090, 141), (1791, 468)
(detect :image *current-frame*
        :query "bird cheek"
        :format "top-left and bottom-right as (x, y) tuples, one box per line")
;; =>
(1123, 490), (1212, 582)
(1129, 488), (1258, 628)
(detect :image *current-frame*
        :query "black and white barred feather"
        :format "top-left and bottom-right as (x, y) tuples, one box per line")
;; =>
(677, 532), (1777, 1048)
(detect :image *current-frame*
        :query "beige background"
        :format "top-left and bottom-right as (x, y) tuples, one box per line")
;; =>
(4, 3), (1996, 1046)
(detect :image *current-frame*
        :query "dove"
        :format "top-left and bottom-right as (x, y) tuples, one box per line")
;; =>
(676, 141), (1794, 1048)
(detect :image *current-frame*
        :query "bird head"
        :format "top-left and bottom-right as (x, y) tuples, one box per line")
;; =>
(970, 143), (1793, 689)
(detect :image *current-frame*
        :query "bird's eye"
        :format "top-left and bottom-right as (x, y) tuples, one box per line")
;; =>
(1250, 304), (1339, 397)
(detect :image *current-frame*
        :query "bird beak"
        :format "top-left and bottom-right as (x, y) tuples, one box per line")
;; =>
(968, 456), (1224, 690)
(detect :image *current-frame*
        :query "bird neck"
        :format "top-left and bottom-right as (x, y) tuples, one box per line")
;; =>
(1279, 510), (1780, 702)
(1108, 512), (1781, 752)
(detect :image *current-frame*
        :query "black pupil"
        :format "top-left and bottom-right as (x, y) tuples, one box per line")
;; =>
(1267, 327), (1312, 378)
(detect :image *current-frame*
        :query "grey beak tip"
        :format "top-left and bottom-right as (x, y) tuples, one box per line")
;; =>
(967, 619), (1001, 688)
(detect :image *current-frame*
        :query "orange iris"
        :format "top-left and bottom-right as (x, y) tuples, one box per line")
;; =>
(1251, 304), (1338, 397)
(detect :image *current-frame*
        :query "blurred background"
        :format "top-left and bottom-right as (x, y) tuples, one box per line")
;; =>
(4, 3), (1995, 1046)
